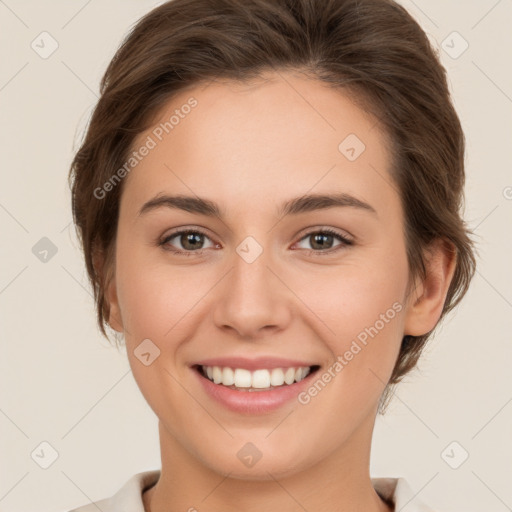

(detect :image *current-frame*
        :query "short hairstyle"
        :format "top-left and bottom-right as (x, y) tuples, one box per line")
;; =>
(68, 0), (476, 413)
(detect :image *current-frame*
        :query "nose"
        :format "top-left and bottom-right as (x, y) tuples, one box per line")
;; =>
(212, 243), (293, 340)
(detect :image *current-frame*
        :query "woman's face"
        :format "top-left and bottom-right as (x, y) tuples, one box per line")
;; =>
(107, 70), (419, 479)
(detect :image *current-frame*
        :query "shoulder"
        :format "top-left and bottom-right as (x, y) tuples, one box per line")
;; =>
(372, 476), (439, 512)
(67, 470), (160, 512)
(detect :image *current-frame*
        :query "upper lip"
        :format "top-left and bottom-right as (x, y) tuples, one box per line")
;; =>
(193, 357), (318, 371)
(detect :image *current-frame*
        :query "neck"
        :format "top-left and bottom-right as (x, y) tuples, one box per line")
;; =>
(144, 410), (392, 512)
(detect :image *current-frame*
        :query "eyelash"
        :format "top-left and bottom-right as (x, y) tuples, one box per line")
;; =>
(158, 227), (353, 257)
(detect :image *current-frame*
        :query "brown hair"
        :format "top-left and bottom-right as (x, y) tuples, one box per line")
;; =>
(68, 0), (476, 413)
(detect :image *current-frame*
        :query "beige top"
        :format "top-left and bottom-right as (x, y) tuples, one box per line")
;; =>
(67, 470), (438, 511)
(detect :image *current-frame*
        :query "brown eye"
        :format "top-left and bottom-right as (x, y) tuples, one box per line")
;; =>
(295, 229), (353, 254)
(309, 232), (335, 250)
(160, 229), (215, 254)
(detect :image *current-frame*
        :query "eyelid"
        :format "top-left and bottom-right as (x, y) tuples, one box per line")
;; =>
(294, 225), (353, 244)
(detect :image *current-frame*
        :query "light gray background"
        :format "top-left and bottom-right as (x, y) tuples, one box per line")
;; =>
(1, 1), (511, 511)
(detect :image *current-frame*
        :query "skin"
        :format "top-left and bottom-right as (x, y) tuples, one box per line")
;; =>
(102, 70), (456, 512)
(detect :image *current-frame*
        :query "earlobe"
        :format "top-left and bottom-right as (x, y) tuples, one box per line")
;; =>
(403, 239), (457, 337)
(93, 245), (124, 333)
(105, 276), (124, 333)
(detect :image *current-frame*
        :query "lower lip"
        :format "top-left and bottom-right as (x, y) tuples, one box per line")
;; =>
(192, 366), (318, 414)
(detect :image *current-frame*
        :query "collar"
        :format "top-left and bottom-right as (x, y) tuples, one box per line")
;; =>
(69, 470), (437, 512)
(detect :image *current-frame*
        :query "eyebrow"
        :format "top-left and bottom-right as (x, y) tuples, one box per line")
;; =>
(137, 192), (377, 218)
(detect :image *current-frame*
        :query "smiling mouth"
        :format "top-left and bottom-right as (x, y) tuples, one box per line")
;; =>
(193, 364), (321, 391)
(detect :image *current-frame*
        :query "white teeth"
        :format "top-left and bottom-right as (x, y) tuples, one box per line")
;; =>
(284, 367), (295, 385)
(222, 367), (234, 386)
(233, 368), (252, 387)
(252, 369), (271, 389)
(270, 368), (285, 386)
(201, 365), (313, 389)
(212, 366), (223, 384)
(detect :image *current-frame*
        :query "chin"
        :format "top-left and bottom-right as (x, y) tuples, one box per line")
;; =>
(199, 448), (309, 481)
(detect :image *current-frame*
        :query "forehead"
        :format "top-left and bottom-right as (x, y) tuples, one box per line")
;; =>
(122, 70), (396, 217)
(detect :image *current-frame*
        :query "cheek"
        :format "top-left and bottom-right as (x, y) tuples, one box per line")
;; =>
(308, 249), (408, 374)
(337, 271), (406, 340)
(114, 232), (206, 337)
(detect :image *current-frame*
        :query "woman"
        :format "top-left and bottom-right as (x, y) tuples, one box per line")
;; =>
(67, 0), (476, 510)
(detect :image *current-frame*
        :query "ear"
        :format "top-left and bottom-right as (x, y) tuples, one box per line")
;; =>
(403, 238), (457, 336)
(104, 274), (124, 333)
(93, 246), (124, 333)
